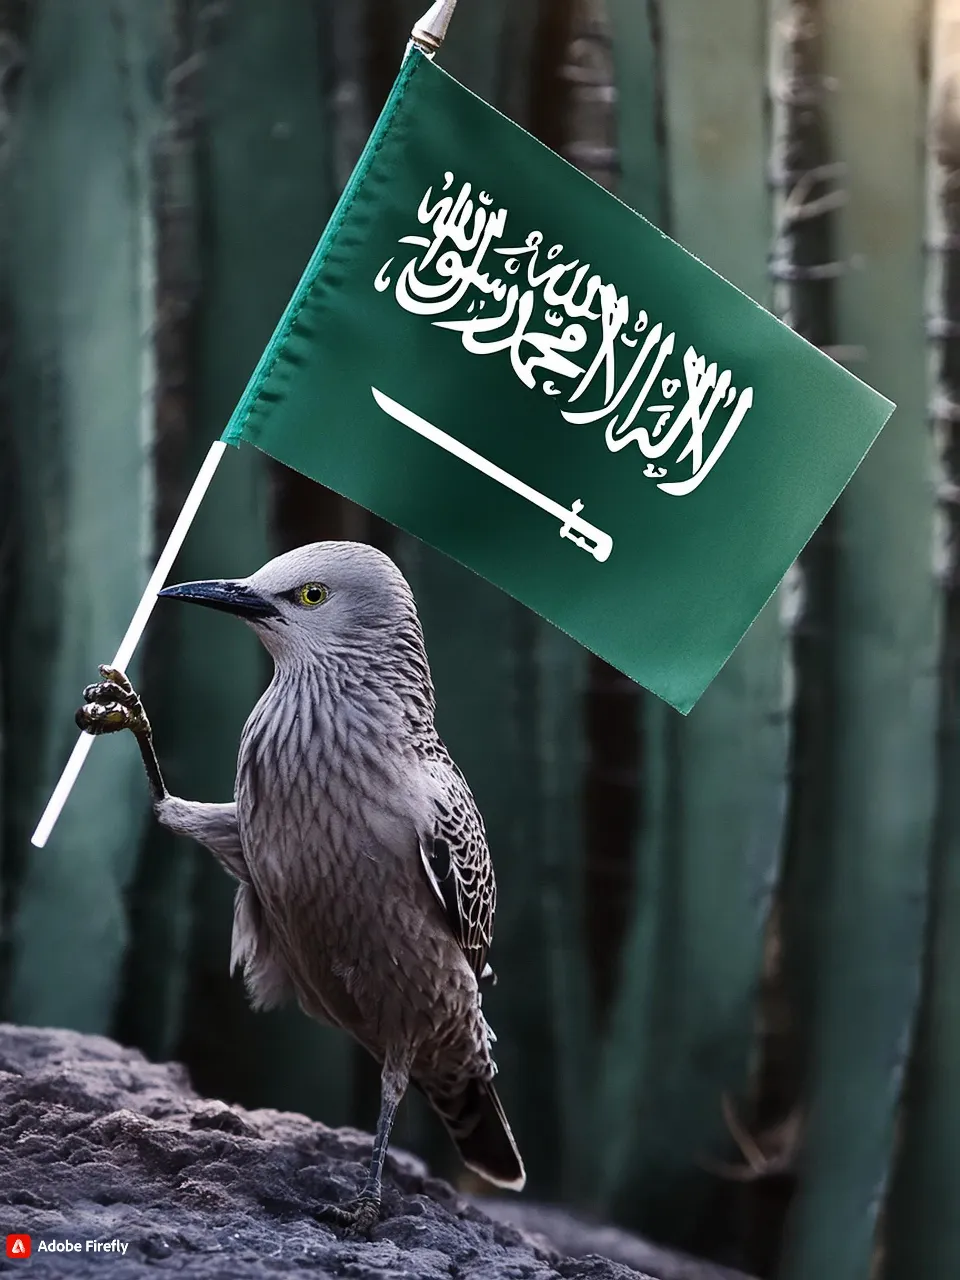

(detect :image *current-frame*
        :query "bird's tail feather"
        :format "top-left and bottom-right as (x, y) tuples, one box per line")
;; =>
(426, 1076), (526, 1191)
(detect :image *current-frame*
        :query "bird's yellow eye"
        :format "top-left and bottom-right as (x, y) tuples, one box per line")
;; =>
(296, 582), (328, 608)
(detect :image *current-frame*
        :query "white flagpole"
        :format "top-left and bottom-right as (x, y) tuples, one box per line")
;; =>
(32, 0), (461, 852)
(411, 0), (459, 54)
(30, 440), (228, 848)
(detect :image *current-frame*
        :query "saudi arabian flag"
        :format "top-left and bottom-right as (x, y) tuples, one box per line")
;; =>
(222, 46), (892, 715)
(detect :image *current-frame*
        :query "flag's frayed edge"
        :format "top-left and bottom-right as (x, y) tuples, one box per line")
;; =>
(220, 50), (425, 450)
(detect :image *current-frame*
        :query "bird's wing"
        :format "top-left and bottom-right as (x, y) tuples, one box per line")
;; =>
(418, 762), (496, 981)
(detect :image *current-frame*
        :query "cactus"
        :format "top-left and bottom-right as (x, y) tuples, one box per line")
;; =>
(884, 2), (960, 1275)
(595, 0), (790, 1252)
(776, 0), (939, 1277)
(2, 0), (162, 1030)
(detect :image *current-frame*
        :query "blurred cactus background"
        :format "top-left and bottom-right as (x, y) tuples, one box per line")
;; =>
(0, 0), (955, 1277)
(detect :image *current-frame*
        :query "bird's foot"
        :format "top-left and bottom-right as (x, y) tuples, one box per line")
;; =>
(314, 1192), (382, 1238)
(76, 666), (151, 737)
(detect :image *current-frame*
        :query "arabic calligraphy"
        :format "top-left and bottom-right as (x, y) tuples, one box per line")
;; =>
(374, 171), (754, 497)
(371, 387), (613, 563)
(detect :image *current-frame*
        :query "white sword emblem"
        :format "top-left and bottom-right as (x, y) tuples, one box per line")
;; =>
(371, 387), (613, 564)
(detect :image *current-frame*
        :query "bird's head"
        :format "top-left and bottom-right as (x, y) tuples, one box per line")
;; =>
(158, 541), (421, 666)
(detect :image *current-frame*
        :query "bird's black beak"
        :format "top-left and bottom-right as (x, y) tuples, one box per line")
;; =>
(158, 579), (280, 620)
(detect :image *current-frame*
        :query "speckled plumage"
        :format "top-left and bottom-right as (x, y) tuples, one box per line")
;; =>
(143, 542), (524, 1220)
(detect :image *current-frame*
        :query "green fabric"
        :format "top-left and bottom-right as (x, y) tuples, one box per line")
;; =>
(222, 48), (893, 713)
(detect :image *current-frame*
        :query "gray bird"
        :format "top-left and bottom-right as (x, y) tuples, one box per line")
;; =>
(76, 541), (525, 1233)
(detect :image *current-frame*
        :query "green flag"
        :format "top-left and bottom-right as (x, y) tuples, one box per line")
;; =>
(222, 47), (892, 714)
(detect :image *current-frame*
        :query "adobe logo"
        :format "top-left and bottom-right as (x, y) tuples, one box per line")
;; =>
(6, 1234), (31, 1259)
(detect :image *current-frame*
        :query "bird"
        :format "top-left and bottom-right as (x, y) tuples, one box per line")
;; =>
(75, 540), (525, 1234)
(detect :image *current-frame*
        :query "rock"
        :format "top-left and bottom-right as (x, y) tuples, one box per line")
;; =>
(478, 1202), (758, 1280)
(0, 1024), (749, 1280)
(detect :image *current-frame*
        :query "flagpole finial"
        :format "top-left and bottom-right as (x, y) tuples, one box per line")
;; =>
(411, 0), (459, 55)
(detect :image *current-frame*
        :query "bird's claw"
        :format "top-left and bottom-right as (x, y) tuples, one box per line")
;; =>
(314, 1192), (382, 1238)
(76, 666), (151, 737)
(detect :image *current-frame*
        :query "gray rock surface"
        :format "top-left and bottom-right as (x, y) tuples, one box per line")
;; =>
(478, 1202), (757, 1280)
(0, 1024), (752, 1279)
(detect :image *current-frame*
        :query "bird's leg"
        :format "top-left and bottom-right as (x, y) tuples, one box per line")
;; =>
(76, 666), (250, 880)
(315, 1057), (410, 1237)
(76, 665), (167, 803)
